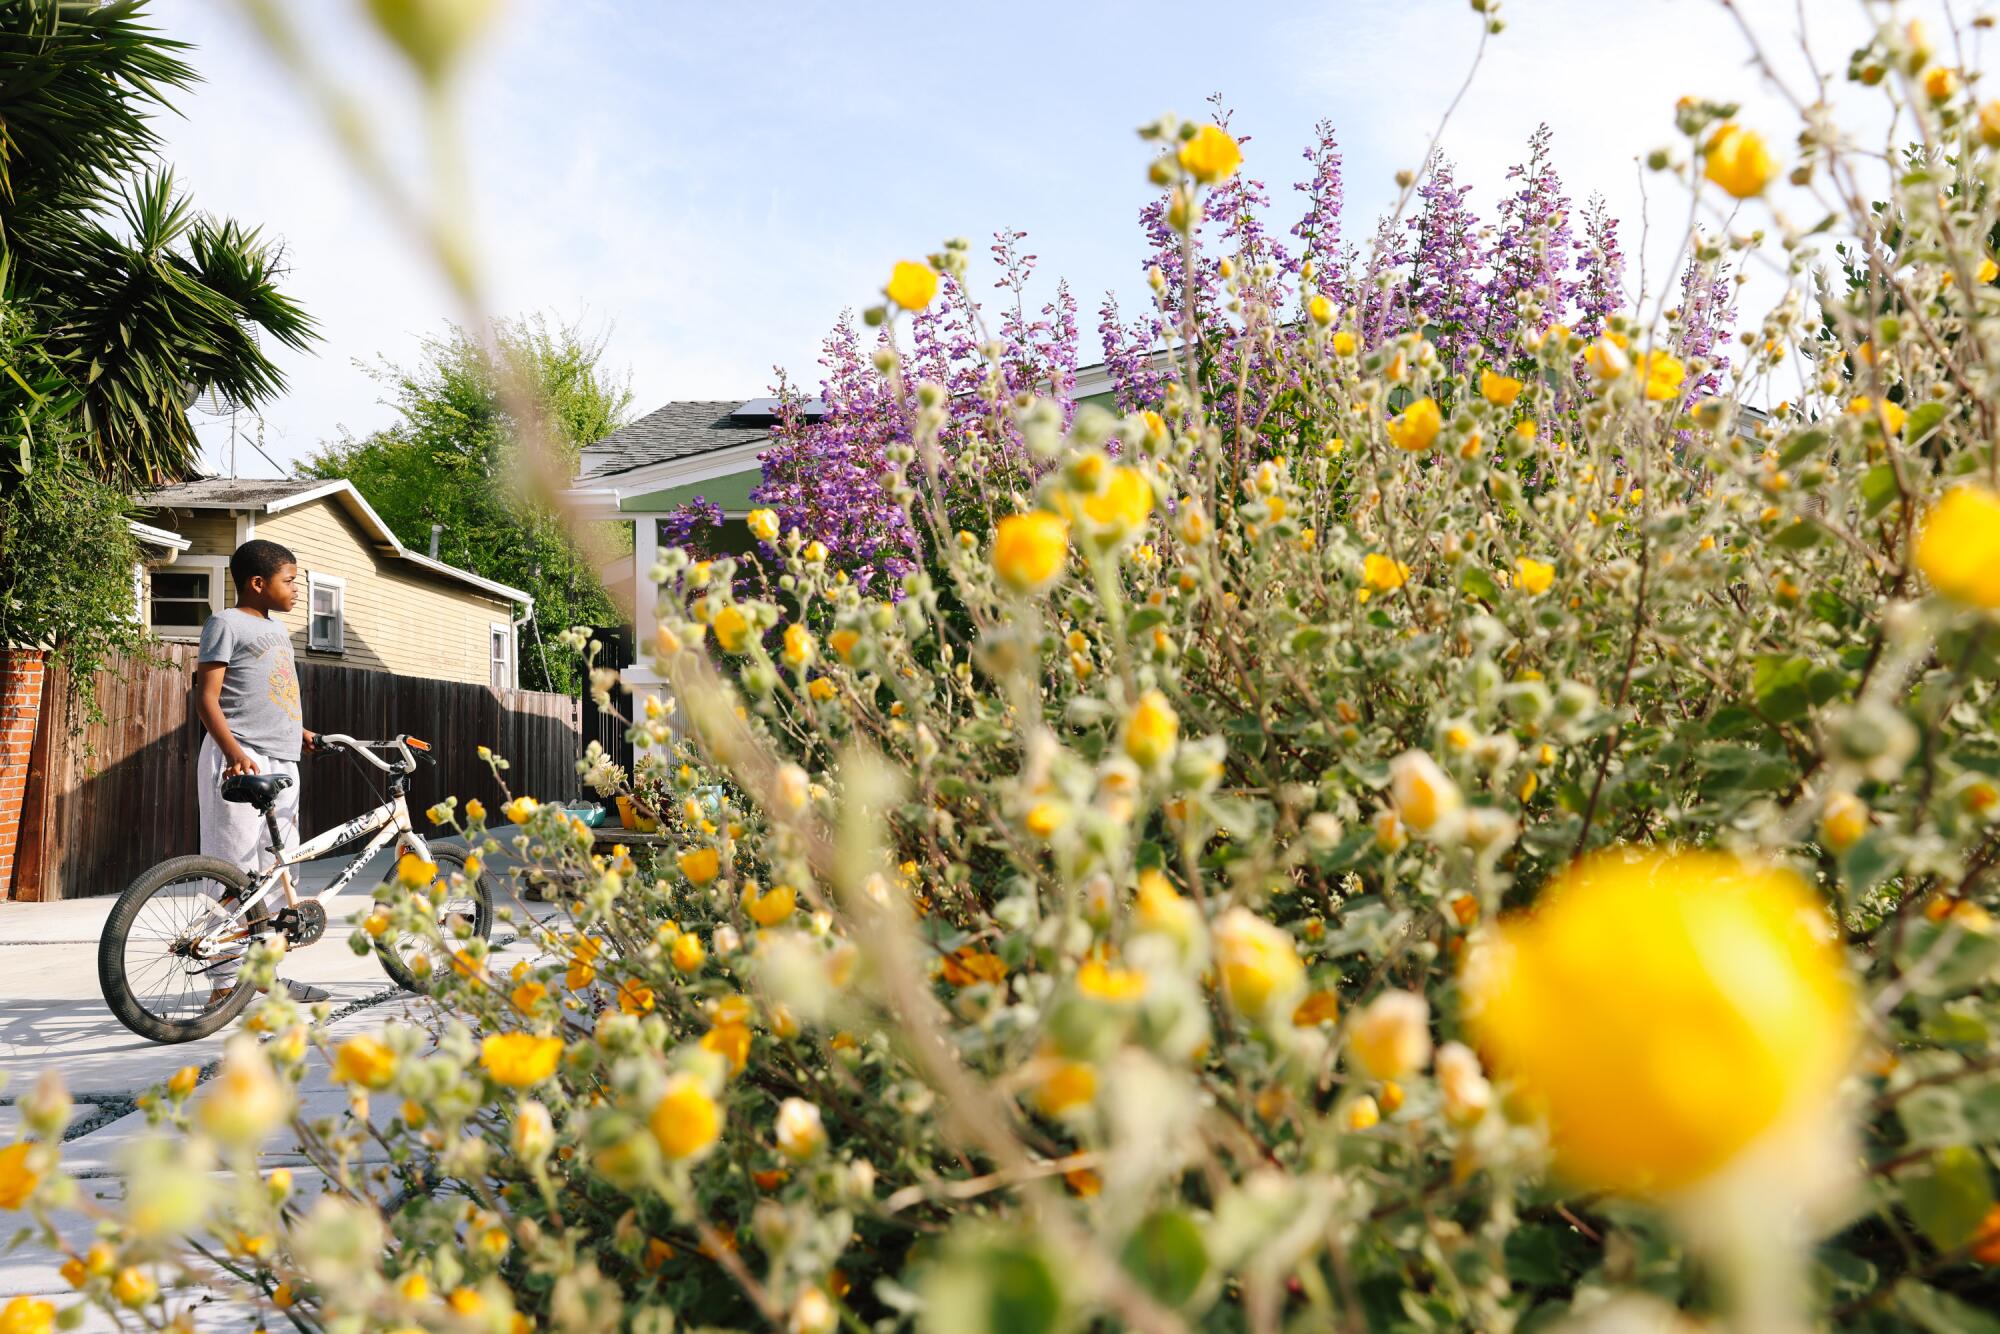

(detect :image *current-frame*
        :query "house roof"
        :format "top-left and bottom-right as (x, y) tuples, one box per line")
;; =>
(143, 478), (533, 606)
(126, 519), (191, 552)
(577, 400), (772, 481)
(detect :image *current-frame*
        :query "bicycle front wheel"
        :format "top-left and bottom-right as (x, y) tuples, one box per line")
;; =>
(375, 845), (492, 993)
(98, 856), (263, 1044)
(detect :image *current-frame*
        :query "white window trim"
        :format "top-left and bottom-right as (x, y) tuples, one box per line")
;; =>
(145, 555), (229, 640)
(306, 572), (347, 654)
(488, 621), (517, 690)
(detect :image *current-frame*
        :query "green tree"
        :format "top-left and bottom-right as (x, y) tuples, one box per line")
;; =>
(0, 0), (314, 486)
(302, 315), (632, 693)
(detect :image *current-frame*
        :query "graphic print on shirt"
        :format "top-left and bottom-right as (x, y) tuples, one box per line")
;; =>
(254, 636), (303, 721)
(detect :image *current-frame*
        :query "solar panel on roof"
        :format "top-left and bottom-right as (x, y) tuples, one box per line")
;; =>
(731, 397), (827, 423)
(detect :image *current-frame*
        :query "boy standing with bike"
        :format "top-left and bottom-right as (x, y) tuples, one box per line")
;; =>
(193, 539), (316, 866)
(192, 539), (324, 1002)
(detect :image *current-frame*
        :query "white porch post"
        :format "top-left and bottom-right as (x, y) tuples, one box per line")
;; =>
(632, 514), (658, 661)
(623, 514), (669, 751)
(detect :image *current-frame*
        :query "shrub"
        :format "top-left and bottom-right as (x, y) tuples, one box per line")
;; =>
(19, 13), (2000, 1334)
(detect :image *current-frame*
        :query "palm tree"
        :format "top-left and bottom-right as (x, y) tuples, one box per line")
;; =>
(0, 0), (315, 487)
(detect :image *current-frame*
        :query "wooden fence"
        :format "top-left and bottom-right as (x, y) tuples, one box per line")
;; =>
(12, 644), (598, 901)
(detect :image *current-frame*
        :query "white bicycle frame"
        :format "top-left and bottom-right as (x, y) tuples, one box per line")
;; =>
(210, 733), (433, 932)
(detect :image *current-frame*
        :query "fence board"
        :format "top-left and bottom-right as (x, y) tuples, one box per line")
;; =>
(19, 645), (587, 900)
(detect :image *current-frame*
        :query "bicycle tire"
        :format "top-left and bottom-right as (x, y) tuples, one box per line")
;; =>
(374, 845), (492, 993)
(99, 856), (263, 1044)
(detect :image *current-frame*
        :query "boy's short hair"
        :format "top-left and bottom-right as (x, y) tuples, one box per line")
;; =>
(229, 539), (298, 593)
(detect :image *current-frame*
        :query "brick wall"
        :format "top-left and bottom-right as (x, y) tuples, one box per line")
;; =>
(0, 649), (47, 896)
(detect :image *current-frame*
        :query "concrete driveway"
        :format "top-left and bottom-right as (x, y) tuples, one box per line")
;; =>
(0, 840), (566, 1328)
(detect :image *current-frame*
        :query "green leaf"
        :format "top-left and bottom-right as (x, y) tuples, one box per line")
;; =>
(1897, 920), (2000, 996)
(1895, 1280), (2000, 1334)
(1860, 463), (1902, 516)
(922, 1235), (1063, 1334)
(1121, 1210), (1208, 1307)
(1899, 1145), (1995, 1251)
(1751, 653), (1840, 724)
(1460, 566), (1500, 602)
(1287, 626), (1330, 656)
(1777, 427), (1829, 467)
(1906, 400), (1949, 445)
(1769, 518), (1821, 550)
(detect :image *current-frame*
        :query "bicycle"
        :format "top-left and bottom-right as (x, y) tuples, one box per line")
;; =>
(97, 733), (493, 1044)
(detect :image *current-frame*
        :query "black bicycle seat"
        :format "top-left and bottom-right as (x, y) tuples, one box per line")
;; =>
(221, 772), (294, 809)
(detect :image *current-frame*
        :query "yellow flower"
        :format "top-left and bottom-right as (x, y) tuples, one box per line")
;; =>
(712, 605), (753, 655)
(1066, 464), (1155, 546)
(1385, 396), (1442, 451)
(1345, 1095), (1381, 1132)
(1077, 957), (1148, 1002)
(331, 1035), (398, 1090)
(884, 260), (939, 312)
(1515, 557), (1555, 596)
(744, 882), (797, 926)
(775, 1097), (826, 1159)
(1122, 689), (1180, 768)
(1981, 100), (2000, 146)
(503, 796), (538, 825)
(1981, 257), (1999, 285)
(1479, 369), (1523, 406)
(649, 1073), (722, 1160)
(1024, 801), (1066, 839)
(480, 1033), (564, 1088)
(1436, 1041), (1493, 1125)
(1361, 552), (1410, 591)
(746, 508), (780, 542)
(1924, 64), (1960, 100)
(678, 846), (721, 885)
(463, 797), (485, 824)
(1212, 907), (1306, 1021)
(1346, 990), (1432, 1081)
(0, 1144), (38, 1210)
(701, 1021), (751, 1073)
(1388, 750), (1464, 839)
(1821, 792), (1869, 853)
(1583, 336), (1630, 382)
(939, 946), (1007, 987)
(112, 1267), (156, 1308)
(1307, 293), (1334, 327)
(59, 1257), (87, 1289)
(992, 511), (1070, 593)
(1916, 485), (2000, 608)
(780, 623), (816, 670)
(1034, 1058), (1098, 1116)
(1133, 869), (1203, 954)
(447, 1289), (485, 1316)
(617, 979), (656, 1015)
(1292, 990), (1340, 1027)
(1703, 122), (1777, 198)
(807, 677), (837, 702)
(1640, 350), (1686, 402)
(0, 1298), (53, 1334)
(1463, 848), (1855, 1195)
(197, 1038), (290, 1145)
(1332, 329), (1357, 357)
(1177, 123), (1242, 183)
(672, 931), (708, 973)
(396, 854), (438, 888)
(167, 1065), (198, 1099)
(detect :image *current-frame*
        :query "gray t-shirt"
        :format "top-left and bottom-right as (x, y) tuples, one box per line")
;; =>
(197, 608), (304, 761)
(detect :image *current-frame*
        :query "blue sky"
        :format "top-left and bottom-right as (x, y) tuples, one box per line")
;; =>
(147, 0), (1941, 474)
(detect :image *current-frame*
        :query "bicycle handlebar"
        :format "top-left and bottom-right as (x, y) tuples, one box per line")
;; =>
(316, 733), (429, 772)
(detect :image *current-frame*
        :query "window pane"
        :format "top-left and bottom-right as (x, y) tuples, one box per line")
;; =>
(152, 571), (209, 600)
(151, 601), (207, 627)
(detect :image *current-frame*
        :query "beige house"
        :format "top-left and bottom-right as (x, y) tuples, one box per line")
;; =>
(136, 478), (532, 688)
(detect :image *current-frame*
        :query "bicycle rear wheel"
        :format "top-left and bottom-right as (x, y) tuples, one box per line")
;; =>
(99, 857), (263, 1044)
(375, 845), (492, 992)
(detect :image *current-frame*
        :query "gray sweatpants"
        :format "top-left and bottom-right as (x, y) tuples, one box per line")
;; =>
(197, 734), (300, 872)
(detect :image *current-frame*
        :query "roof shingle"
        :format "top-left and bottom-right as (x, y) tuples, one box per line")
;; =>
(577, 400), (769, 481)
